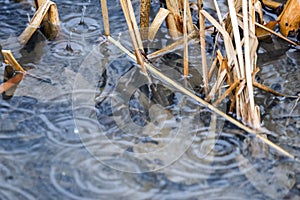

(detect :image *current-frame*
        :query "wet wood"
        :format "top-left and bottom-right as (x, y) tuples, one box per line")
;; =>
(19, 0), (59, 45)
(42, 2), (59, 39)
(0, 73), (23, 95)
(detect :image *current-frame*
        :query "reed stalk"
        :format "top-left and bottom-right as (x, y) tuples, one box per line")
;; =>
(148, 8), (170, 41)
(19, 0), (58, 45)
(1, 50), (25, 72)
(165, 0), (181, 38)
(100, 0), (110, 36)
(198, 0), (208, 95)
(183, 0), (189, 77)
(242, 0), (256, 126)
(140, 0), (151, 40)
(147, 30), (198, 60)
(0, 73), (23, 94)
(126, 0), (144, 50)
(120, 0), (146, 73)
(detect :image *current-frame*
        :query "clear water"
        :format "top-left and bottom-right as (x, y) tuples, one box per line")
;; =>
(0, 0), (299, 199)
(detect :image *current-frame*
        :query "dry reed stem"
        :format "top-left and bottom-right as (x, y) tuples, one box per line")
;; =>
(207, 69), (227, 102)
(0, 73), (23, 94)
(213, 0), (223, 23)
(1, 50), (25, 72)
(286, 96), (300, 126)
(198, 0), (208, 95)
(165, 0), (181, 38)
(19, 0), (57, 45)
(126, 0), (144, 51)
(253, 82), (298, 98)
(100, 0), (110, 36)
(208, 57), (218, 81)
(32, 0), (59, 39)
(42, 3), (59, 40)
(213, 79), (240, 106)
(148, 8), (169, 41)
(242, 0), (256, 127)
(120, 0), (146, 73)
(254, 22), (299, 47)
(0, 50), (25, 95)
(107, 36), (296, 160)
(35, 0), (47, 7)
(182, 0), (194, 33)
(140, 0), (151, 40)
(228, 0), (244, 79)
(261, 0), (282, 9)
(147, 30), (198, 60)
(200, 10), (240, 77)
(183, 0), (189, 77)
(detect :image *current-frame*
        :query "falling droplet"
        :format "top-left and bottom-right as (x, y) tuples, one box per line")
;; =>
(65, 32), (74, 53)
(79, 6), (86, 25)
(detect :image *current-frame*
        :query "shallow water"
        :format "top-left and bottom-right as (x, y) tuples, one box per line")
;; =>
(0, 0), (300, 199)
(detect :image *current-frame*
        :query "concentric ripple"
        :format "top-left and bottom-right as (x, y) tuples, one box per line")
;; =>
(61, 14), (102, 39)
(162, 131), (242, 184)
(0, 97), (44, 155)
(0, 185), (35, 200)
(50, 40), (85, 59)
(50, 147), (152, 199)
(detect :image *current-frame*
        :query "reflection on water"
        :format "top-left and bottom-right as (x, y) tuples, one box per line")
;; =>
(0, 0), (300, 199)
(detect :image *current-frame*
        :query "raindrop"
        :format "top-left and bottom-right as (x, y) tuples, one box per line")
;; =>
(65, 32), (74, 53)
(79, 6), (86, 25)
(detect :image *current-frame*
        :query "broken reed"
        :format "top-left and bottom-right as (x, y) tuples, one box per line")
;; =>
(116, 0), (261, 128)
(100, 0), (110, 36)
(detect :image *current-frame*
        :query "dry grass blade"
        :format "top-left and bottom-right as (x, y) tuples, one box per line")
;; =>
(148, 8), (169, 41)
(100, 0), (110, 36)
(147, 30), (198, 60)
(228, 0), (244, 79)
(213, 0), (223, 23)
(213, 79), (240, 106)
(253, 82), (298, 98)
(200, 10), (240, 77)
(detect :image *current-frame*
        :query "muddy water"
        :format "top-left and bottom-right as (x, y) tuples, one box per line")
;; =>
(0, 0), (299, 199)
